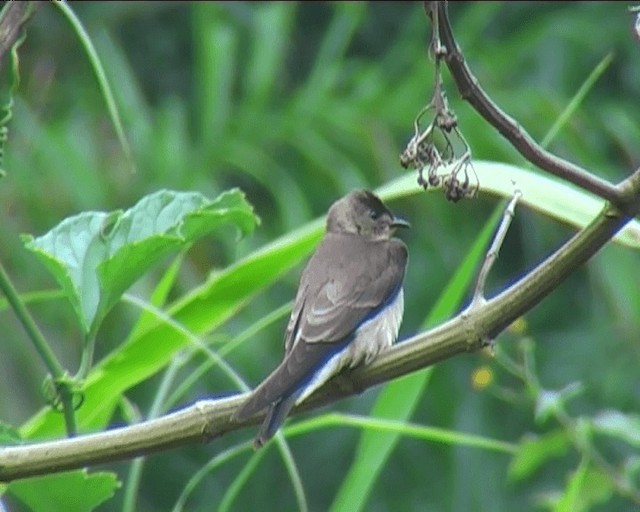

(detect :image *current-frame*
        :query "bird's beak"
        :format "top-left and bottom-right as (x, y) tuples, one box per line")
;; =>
(391, 216), (410, 229)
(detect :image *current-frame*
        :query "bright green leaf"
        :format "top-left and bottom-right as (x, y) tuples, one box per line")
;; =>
(8, 470), (120, 512)
(469, 161), (640, 249)
(508, 430), (570, 481)
(20, 219), (323, 439)
(554, 459), (613, 512)
(0, 422), (21, 446)
(380, 161), (640, 249)
(22, 189), (258, 334)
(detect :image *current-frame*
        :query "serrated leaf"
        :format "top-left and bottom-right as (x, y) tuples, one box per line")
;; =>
(8, 470), (120, 512)
(18, 166), (640, 440)
(22, 189), (258, 334)
(508, 430), (570, 481)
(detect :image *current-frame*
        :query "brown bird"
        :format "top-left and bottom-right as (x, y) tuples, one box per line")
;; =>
(234, 190), (409, 447)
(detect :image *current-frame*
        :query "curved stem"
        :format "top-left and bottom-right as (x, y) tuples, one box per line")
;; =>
(0, 262), (77, 436)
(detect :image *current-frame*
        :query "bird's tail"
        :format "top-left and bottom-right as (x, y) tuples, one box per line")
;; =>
(254, 395), (297, 448)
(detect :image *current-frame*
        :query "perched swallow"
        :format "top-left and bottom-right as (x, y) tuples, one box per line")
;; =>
(234, 190), (409, 447)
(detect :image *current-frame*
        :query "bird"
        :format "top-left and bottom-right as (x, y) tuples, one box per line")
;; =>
(234, 189), (409, 447)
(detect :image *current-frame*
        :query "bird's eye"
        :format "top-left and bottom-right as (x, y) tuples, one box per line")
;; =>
(368, 208), (381, 220)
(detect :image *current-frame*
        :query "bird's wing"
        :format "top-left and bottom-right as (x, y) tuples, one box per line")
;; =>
(234, 236), (407, 421)
(298, 236), (408, 344)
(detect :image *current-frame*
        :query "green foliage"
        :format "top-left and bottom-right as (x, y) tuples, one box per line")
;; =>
(509, 430), (570, 481)
(20, 210), (319, 439)
(22, 189), (257, 335)
(8, 470), (120, 512)
(0, 2), (639, 512)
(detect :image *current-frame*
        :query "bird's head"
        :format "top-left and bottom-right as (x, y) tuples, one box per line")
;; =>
(326, 190), (410, 240)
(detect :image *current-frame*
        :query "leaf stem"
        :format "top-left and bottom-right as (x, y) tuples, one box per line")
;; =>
(0, 261), (77, 435)
(75, 331), (97, 380)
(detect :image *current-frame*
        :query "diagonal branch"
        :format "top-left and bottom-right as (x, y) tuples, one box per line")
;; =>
(429, 1), (624, 207)
(2, 166), (638, 482)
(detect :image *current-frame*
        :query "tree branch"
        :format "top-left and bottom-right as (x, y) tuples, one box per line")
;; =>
(430, 1), (625, 207)
(2, 165), (638, 481)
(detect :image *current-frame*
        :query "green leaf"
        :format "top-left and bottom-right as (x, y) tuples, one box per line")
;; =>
(22, 189), (258, 334)
(17, 181), (414, 439)
(8, 470), (120, 512)
(0, 422), (21, 446)
(469, 161), (640, 249)
(508, 430), (570, 481)
(287, 413), (516, 453)
(53, 2), (134, 170)
(554, 458), (613, 512)
(20, 219), (323, 439)
(19, 162), (639, 440)
(379, 161), (640, 249)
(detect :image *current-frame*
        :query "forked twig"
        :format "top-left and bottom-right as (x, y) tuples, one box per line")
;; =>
(470, 190), (522, 308)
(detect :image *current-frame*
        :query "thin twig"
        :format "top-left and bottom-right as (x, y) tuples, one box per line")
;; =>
(430, 1), (623, 206)
(470, 190), (522, 307)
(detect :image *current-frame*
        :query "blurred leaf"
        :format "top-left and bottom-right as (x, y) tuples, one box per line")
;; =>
(22, 189), (258, 335)
(554, 458), (613, 512)
(592, 410), (640, 447)
(8, 470), (120, 512)
(53, 2), (134, 169)
(471, 161), (640, 249)
(535, 383), (584, 423)
(0, 422), (21, 446)
(381, 162), (640, 249)
(509, 430), (570, 481)
(288, 413), (516, 453)
(128, 252), (185, 340)
(244, 2), (295, 107)
(540, 52), (614, 148)
(622, 456), (640, 489)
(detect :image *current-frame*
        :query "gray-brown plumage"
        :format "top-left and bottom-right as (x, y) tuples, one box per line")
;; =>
(234, 190), (409, 447)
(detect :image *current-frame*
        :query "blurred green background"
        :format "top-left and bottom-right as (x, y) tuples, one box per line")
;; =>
(0, 2), (639, 511)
